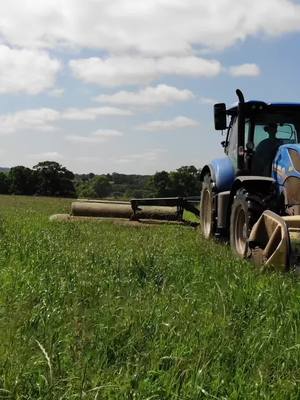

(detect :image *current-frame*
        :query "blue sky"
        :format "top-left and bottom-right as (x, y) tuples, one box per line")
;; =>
(1, 0), (300, 174)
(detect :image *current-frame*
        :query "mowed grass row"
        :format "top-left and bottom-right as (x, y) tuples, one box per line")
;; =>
(1, 196), (300, 399)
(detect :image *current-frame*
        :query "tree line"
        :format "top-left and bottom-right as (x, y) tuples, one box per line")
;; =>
(0, 161), (75, 197)
(0, 161), (202, 199)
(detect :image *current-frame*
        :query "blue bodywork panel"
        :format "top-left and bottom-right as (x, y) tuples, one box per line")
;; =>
(209, 157), (235, 192)
(272, 144), (300, 195)
(206, 145), (300, 197)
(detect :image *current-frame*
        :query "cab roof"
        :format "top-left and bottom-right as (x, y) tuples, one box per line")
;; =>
(227, 100), (300, 116)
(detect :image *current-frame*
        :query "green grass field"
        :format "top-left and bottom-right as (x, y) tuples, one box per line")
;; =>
(1, 195), (300, 399)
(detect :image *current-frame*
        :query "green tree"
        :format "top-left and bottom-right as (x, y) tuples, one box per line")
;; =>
(9, 166), (37, 195)
(91, 175), (112, 198)
(151, 170), (173, 197)
(150, 166), (201, 197)
(76, 181), (97, 198)
(169, 165), (201, 196)
(33, 161), (75, 197)
(0, 172), (10, 194)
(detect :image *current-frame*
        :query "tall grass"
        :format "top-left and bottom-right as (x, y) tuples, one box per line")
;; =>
(0, 195), (300, 399)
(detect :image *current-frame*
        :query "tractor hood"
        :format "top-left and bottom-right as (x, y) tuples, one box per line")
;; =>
(273, 143), (300, 210)
(273, 144), (300, 184)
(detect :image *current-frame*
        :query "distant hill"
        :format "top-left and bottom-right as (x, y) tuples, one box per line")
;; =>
(0, 167), (9, 173)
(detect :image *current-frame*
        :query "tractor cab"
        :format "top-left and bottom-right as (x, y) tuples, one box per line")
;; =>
(214, 91), (300, 177)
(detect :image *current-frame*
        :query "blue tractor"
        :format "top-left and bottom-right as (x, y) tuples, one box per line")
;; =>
(55, 88), (300, 269)
(200, 89), (300, 270)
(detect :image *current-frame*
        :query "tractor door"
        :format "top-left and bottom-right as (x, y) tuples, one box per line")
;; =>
(225, 117), (238, 169)
(225, 114), (250, 174)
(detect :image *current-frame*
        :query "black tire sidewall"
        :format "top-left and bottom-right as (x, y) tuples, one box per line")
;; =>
(230, 190), (250, 258)
(200, 174), (215, 239)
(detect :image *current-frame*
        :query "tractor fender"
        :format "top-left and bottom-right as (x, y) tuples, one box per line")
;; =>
(230, 176), (275, 196)
(224, 176), (276, 233)
(200, 157), (235, 192)
(227, 176), (276, 219)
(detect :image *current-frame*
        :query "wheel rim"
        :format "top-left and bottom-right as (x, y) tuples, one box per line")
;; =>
(202, 188), (212, 237)
(234, 205), (248, 256)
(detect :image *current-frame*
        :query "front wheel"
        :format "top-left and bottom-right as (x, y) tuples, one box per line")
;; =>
(230, 189), (264, 258)
(200, 174), (215, 239)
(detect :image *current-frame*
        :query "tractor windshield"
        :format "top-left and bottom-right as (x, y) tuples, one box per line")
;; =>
(246, 109), (300, 176)
(253, 122), (298, 148)
(246, 111), (300, 150)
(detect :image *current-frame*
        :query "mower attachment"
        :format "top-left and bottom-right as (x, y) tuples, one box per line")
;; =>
(248, 210), (300, 271)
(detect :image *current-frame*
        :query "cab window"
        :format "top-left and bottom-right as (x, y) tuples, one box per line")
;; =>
(253, 123), (297, 149)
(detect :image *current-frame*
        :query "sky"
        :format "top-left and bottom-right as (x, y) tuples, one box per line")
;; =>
(1, 0), (300, 174)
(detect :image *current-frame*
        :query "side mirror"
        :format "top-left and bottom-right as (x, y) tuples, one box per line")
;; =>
(214, 103), (227, 131)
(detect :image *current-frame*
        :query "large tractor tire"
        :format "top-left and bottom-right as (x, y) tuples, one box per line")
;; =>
(230, 188), (264, 258)
(200, 174), (216, 239)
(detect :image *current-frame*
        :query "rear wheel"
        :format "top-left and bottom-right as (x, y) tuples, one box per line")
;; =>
(230, 189), (264, 258)
(200, 174), (215, 239)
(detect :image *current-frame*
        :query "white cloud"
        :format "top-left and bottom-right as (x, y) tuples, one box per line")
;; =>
(116, 149), (167, 163)
(48, 88), (65, 97)
(0, 1), (295, 100)
(199, 97), (218, 105)
(0, 108), (60, 134)
(66, 129), (124, 144)
(228, 63), (261, 77)
(61, 107), (133, 120)
(0, 45), (61, 94)
(93, 129), (123, 138)
(27, 152), (64, 161)
(137, 116), (199, 132)
(69, 56), (221, 87)
(95, 84), (194, 107)
(0, 106), (132, 134)
(0, 1), (299, 54)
